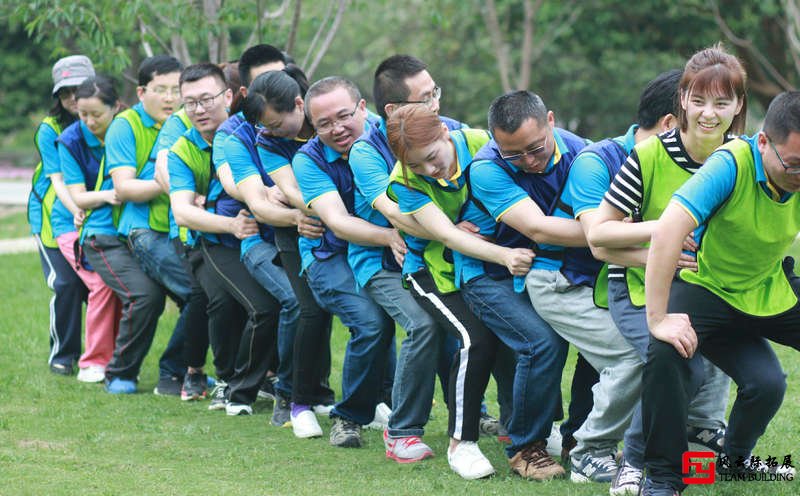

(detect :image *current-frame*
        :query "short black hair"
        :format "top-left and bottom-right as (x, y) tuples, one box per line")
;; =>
(487, 90), (547, 134)
(238, 44), (287, 88)
(242, 65), (309, 124)
(138, 55), (183, 86)
(373, 55), (427, 119)
(637, 69), (682, 130)
(179, 63), (227, 90)
(304, 76), (361, 121)
(764, 91), (800, 144)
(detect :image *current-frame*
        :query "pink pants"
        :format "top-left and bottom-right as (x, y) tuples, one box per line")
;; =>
(57, 231), (121, 368)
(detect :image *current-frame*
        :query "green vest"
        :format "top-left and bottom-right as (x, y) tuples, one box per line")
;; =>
(119, 108), (169, 232)
(625, 134), (694, 306)
(30, 116), (62, 248)
(387, 129), (489, 294)
(679, 138), (800, 316)
(170, 134), (211, 244)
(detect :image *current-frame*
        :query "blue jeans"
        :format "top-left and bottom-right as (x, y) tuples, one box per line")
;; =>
(305, 254), (395, 425)
(129, 229), (197, 379)
(462, 275), (568, 457)
(242, 240), (300, 398)
(364, 270), (443, 438)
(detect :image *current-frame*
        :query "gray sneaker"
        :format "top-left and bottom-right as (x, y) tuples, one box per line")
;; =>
(610, 456), (643, 495)
(330, 417), (362, 448)
(271, 394), (292, 427)
(479, 412), (501, 436)
(570, 452), (618, 483)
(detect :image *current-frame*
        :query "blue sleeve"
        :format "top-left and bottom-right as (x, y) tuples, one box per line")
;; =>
(167, 150), (197, 194)
(389, 182), (433, 214)
(258, 146), (292, 175)
(469, 159), (529, 220)
(567, 152), (612, 218)
(211, 131), (230, 169)
(37, 124), (62, 177)
(104, 117), (138, 171)
(293, 153), (338, 207)
(224, 134), (261, 185)
(59, 144), (86, 186)
(156, 116), (188, 153)
(349, 141), (391, 207)
(672, 150), (737, 226)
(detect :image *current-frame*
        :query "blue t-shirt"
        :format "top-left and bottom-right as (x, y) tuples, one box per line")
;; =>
(106, 102), (161, 236)
(168, 127), (217, 244)
(257, 135), (310, 175)
(390, 131), (474, 280)
(155, 113), (191, 242)
(61, 124), (116, 242)
(222, 123), (265, 257)
(52, 122), (105, 238)
(347, 119), (397, 288)
(29, 120), (63, 235)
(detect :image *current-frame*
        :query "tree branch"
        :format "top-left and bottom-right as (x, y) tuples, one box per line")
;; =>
(306, 0), (348, 78)
(483, 0), (512, 92)
(286, 0), (302, 55)
(245, 0), (292, 49)
(302, 0), (333, 70)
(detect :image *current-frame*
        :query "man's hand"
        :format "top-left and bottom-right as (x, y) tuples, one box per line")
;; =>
(266, 185), (290, 207)
(73, 209), (86, 230)
(649, 313), (697, 359)
(677, 252), (698, 271)
(502, 247), (534, 276)
(105, 190), (122, 206)
(230, 209), (259, 239)
(388, 229), (407, 267)
(296, 212), (324, 239)
(682, 232), (698, 253)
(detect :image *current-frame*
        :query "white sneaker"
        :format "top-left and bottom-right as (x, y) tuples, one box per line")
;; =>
(292, 409), (323, 438)
(447, 441), (495, 480)
(225, 402), (253, 416)
(312, 404), (334, 416)
(77, 365), (105, 383)
(364, 402), (391, 430)
(545, 423), (562, 457)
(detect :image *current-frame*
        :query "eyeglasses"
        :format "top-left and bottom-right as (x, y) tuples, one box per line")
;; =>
(767, 135), (800, 175)
(389, 86), (442, 108)
(314, 103), (359, 134)
(500, 134), (550, 163)
(145, 85), (181, 98)
(183, 89), (226, 113)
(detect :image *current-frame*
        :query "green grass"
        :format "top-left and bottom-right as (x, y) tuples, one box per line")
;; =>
(0, 208), (30, 239)
(0, 253), (798, 495)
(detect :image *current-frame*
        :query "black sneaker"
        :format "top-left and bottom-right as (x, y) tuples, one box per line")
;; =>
(153, 375), (182, 396)
(330, 417), (362, 448)
(50, 362), (74, 376)
(686, 426), (725, 453)
(271, 393), (291, 427)
(258, 375), (278, 402)
(478, 412), (501, 436)
(181, 372), (208, 401)
(208, 381), (228, 411)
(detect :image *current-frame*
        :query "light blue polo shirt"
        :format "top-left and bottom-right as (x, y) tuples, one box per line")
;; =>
(222, 122), (263, 257)
(257, 136), (309, 175)
(168, 126), (216, 244)
(155, 112), (192, 243)
(29, 121), (62, 235)
(52, 122), (105, 238)
(106, 102), (161, 236)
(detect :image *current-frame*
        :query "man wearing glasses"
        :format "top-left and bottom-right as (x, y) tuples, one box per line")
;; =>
(84, 55), (188, 394)
(640, 91), (800, 494)
(292, 77), (398, 449)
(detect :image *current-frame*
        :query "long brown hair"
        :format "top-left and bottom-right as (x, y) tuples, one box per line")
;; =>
(678, 43), (748, 135)
(386, 104), (447, 183)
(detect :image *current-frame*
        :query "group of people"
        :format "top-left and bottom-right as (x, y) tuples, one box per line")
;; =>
(26, 40), (800, 496)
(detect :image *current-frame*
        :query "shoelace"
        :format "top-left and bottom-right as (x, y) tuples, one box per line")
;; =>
(591, 455), (618, 472)
(616, 462), (642, 485)
(520, 445), (558, 469)
(400, 437), (422, 448)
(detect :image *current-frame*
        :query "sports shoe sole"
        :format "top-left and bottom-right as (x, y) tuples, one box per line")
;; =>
(386, 449), (434, 464)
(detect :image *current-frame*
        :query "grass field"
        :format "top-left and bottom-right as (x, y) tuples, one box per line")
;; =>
(0, 229), (798, 494)
(0, 208), (30, 239)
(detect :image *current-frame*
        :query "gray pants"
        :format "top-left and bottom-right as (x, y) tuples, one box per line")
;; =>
(526, 269), (642, 459)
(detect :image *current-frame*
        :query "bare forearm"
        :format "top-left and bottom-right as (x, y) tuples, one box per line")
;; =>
(436, 224), (508, 266)
(250, 201), (298, 228)
(51, 176), (81, 216)
(588, 220), (656, 248)
(115, 178), (163, 202)
(644, 226), (684, 326)
(327, 215), (393, 247)
(173, 204), (236, 234)
(521, 217), (587, 247)
(591, 246), (648, 267)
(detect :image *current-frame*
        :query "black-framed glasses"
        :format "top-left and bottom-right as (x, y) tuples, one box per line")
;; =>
(500, 134), (550, 163)
(767, 135), (800, 175)
(388, 86), (442, 107)
(183, 89), (226, 113)
(314, 103), (359, 134)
